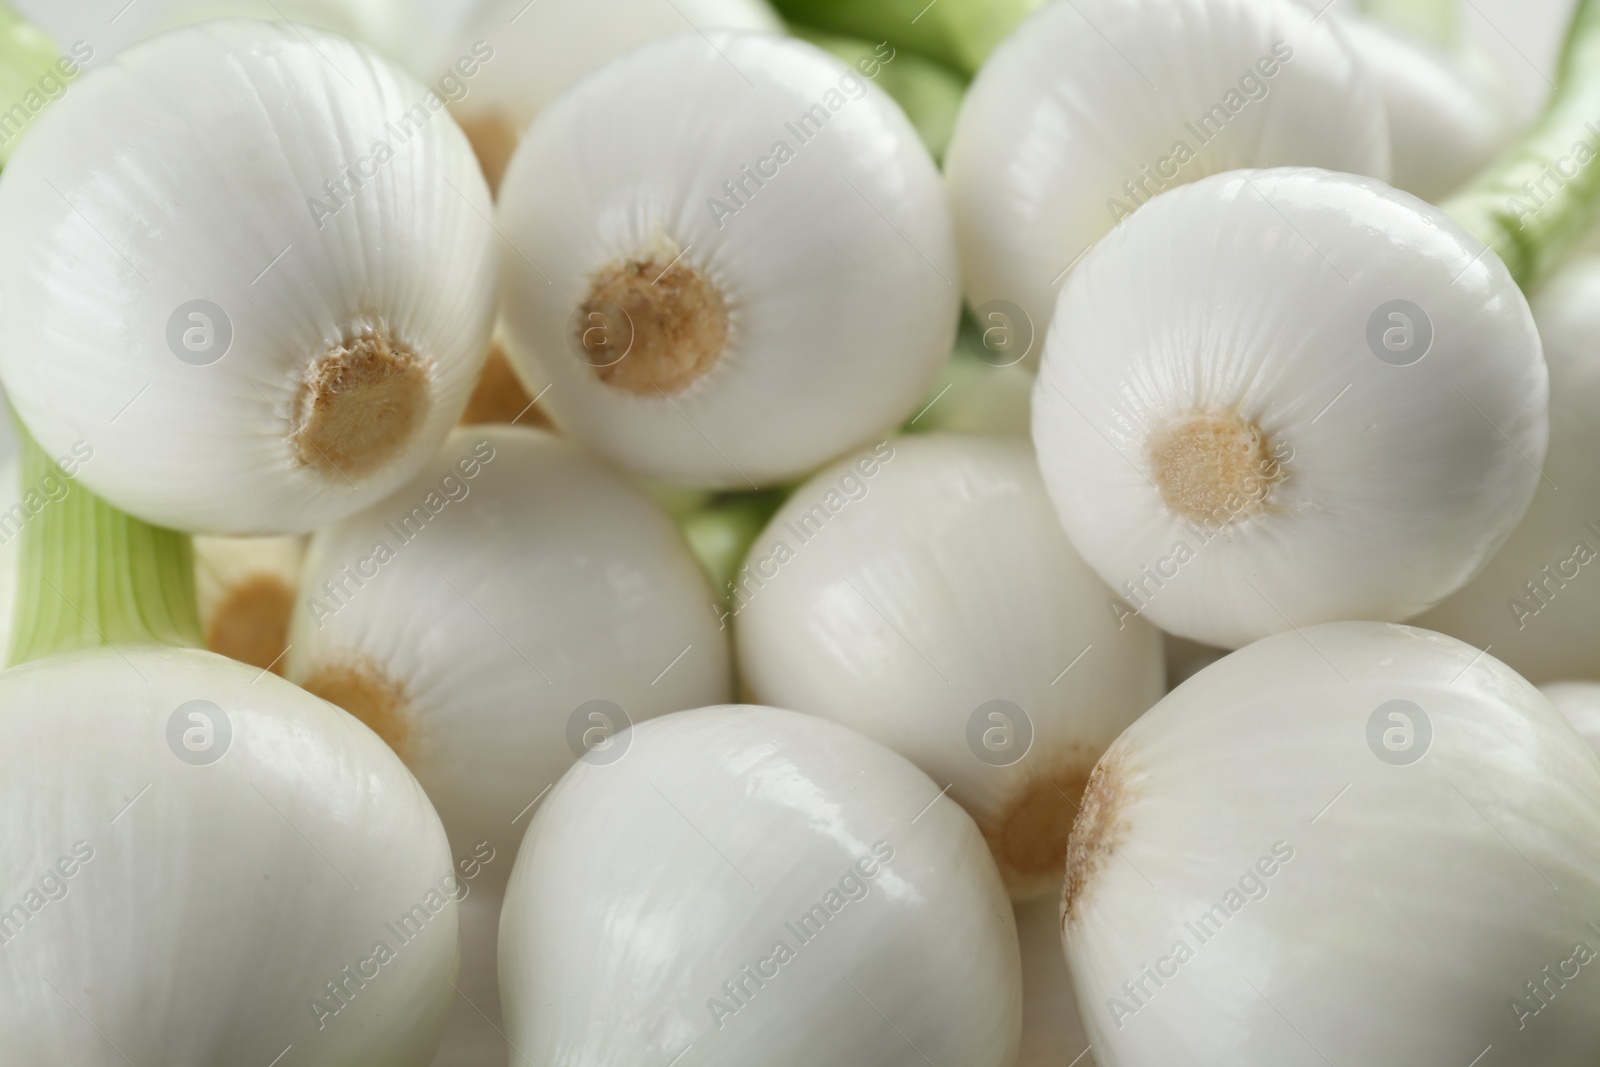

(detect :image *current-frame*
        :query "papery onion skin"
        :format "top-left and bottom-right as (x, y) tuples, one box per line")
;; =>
(0, 20), (497, 535)
(499, 705), (1022, 1066)
(945, 0), (1390, 353)
(288, 425), (731, 889)
(1064, 622), (1600, 1067)
(735, 434), (1164, 900)
(1033, 167), (1546, 649)
(0, 647), (459, 1064)
(495, 31), (958, 488)
(1414, 256), (1600, 683)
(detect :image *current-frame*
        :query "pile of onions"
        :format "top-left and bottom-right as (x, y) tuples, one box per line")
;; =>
(1, 0), (1598, 1063)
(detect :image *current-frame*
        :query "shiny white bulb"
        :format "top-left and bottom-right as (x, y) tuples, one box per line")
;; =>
(0, 20), (497, 535)
(495, 31), (958, 488)
(1033, 167), (1546, 649)
(0, 647), (460, 1064)
(288, 425), (731, 886)
(442, 0), (782, 189)
(1065, 623), (1600, 1066)
(736, 434), (1164, 899)
(499, 705), (1022, 1065)
(1337, 15), (1516, 202)
(945, 0), (1389, 352)
(1415, 255), (1600, 682)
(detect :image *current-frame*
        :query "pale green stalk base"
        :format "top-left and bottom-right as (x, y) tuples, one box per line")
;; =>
(7, 426), (201, 666)
(1361, 0), (1457, 47)
(792, 25), (968, 161)
(1444, 0), (1600, 291)
(774, 0), (1039, 76)
(0, 0), (69, 166)
(682, 489), (791, 603)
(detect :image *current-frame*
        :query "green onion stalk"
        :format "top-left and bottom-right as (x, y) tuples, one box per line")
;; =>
(1444, 0), (1600, 291)
(6, 426), (202, 666)
(791, 24), (968, 161)
(773, 0), (1039, 77)
(0, 0), (74, 166)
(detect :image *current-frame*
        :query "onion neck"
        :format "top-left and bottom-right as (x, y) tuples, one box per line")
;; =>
(1443, 0), (1600, 290)
(7, 423), (202, 666)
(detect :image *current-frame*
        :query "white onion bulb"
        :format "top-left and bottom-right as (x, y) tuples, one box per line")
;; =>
(0, 20), (497, 535)
(944, 0), (1389, 352)
(1540, 681), (1600, 760)
(1016, 896), (1097, 1067)
(287, 425), (730, 886)
(0, 647), (459, 1063)
(444, 0), (782, 190)
(1414, 256), (1600, 682)
(1338, 16), (1517, 202)
(1033, 167), (1546, 649)
(499, 704), (1021, 1064)
(495, 31), (958, 488)
(194, 535), (304, 673)
(736, 434), (1164, 898)
(1064, 622), (1600, 1066)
